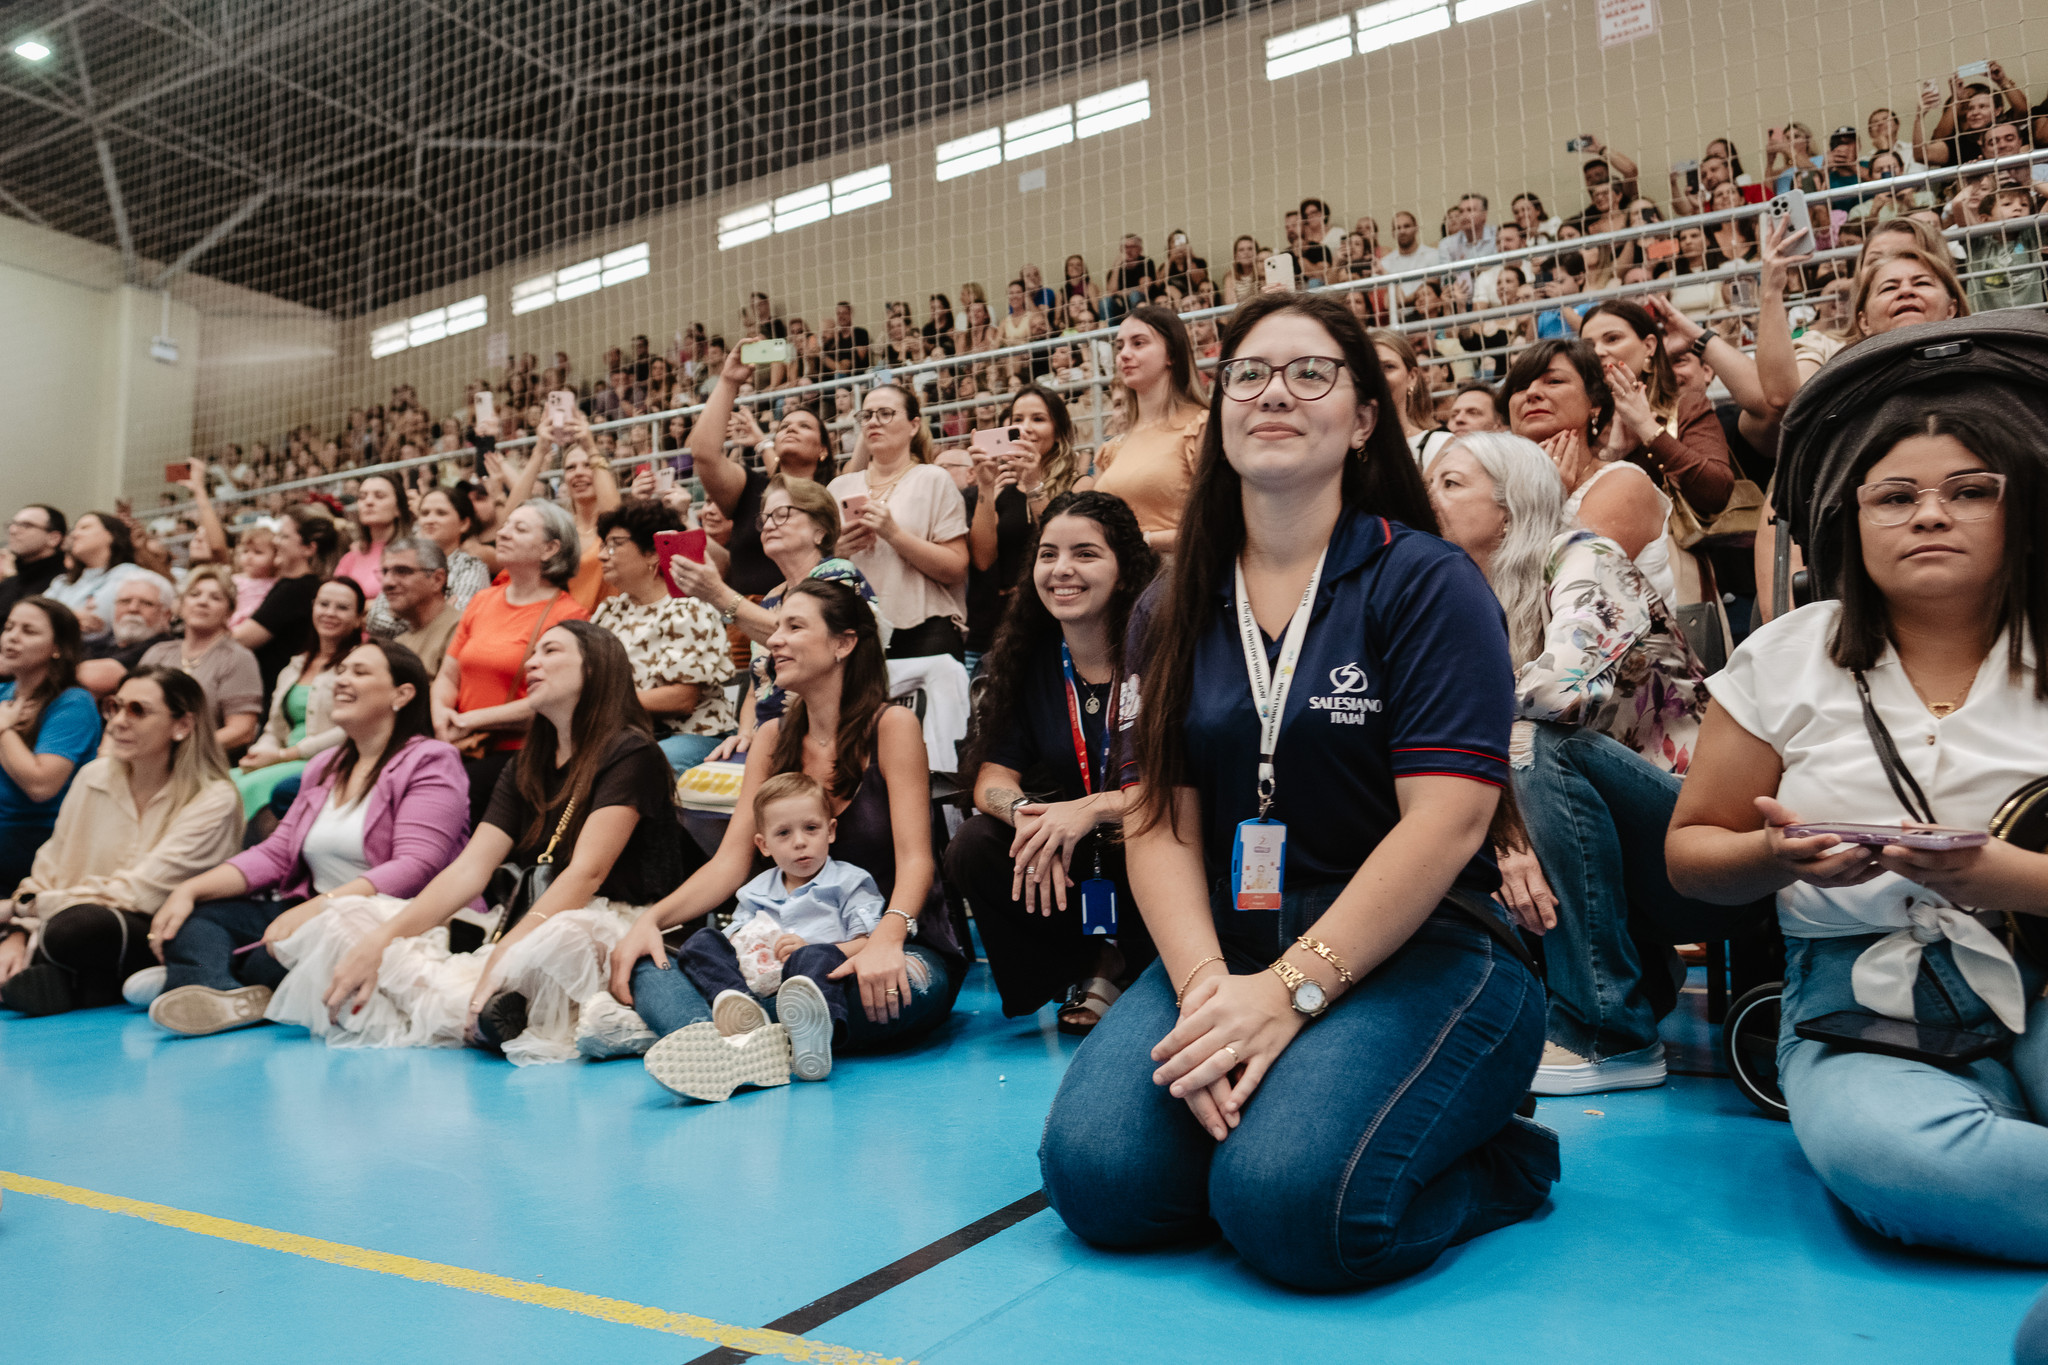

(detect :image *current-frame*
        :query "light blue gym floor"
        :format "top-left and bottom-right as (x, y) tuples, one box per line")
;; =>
(3, 961), (2041, 1364)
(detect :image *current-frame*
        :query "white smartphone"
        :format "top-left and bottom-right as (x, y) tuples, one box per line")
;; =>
(544, 389), (578, 431)
(1956, 60), (1991, 81)
(473, 389), (495, 426)
(1263, 252), (1297, 291)
(1764, 188), (1813, 254)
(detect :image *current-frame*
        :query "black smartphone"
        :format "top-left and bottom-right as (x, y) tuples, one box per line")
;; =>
(1793, 1009), (2002, 1068)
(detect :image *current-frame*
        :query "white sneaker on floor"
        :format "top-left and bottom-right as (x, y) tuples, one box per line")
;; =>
(575, 991), (657, 1059)
(775, 975), (833, 1082)
(149, 985), (272, 1037)
(1530, 1040), (1667, 1096)
(122, 965), (167, 1007)
(711, 989), (769, 1037)
(644, 1022), (792, 1101)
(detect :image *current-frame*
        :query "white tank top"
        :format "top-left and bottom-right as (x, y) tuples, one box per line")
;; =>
(1565, 462), (1677, 607)
(301, 791), (373, 895)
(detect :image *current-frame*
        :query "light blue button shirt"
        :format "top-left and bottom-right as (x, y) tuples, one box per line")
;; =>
(728, 857), (886, 947)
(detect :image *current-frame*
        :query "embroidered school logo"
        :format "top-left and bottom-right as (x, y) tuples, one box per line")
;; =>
(1310, 660), (1381, 722)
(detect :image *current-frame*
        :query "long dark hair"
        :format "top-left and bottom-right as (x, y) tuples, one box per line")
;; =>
(962, 491), (1157, 779)
(1130, 292), (1435, 836)
(1002, 383), (1081, 499)
(65, 512), (136, 582)
(326, 640), (437, 804)
(6, 596), (84, 745)
(424, 484), (482, 542)
(1828, 406), (2048, 696)
(1579, 299), (1681, 416)
(351, 473), (414, 551)
(298, 576), (366, 674)
(1112, 304), (1208, 431)
(769, 579), (891, 800)
(1503, 338), (1615, 445)
(512, 620), (654, 849)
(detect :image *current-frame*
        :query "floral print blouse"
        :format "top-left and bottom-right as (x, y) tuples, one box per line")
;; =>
(1515, 530), (1709, 775)
(589, 593), (738, 738)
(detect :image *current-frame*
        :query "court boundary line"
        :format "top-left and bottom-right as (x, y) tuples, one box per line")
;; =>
(0, 1169), (909, 1365)
(684, 1190), (1051, 1365)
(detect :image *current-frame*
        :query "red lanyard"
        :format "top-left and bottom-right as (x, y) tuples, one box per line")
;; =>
(1060, 641), (1115, 796)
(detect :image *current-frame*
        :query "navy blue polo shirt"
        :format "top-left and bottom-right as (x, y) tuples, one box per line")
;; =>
(983, 642), (1114, 802)
(1123, 509), (1512, 895)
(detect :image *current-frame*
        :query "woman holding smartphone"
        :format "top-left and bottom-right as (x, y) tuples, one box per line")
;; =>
(1668, 398), (2048, 1261)
(964, 385), (1084, 670)
(1039, 293), (1552, 1290)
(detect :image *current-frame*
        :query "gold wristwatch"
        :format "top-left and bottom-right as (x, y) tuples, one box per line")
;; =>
(1269, 959), (1328, 1018)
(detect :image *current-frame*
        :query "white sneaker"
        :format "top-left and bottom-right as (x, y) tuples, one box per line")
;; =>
(122, 965), (167, 1007)
(149, 985), (272, 1036)
(575, 991), (657, 1059)
(775, 975), (834, 1082)
(1530, 1040), (1667, 1096)
(711, 989), (769, 1037)
(644, 1021), (792, 1101)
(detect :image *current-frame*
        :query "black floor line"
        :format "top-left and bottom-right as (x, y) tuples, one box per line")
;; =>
(682, 1189), (1051, 1364)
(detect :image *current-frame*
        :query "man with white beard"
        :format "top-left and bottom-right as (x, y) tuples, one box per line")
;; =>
(74, 576), (177, 696)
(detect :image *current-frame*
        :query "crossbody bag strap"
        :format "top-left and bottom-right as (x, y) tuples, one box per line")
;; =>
(519, 590), (564, 662)
(535, 795), (578, 866)
(1852, 670), (1937, 825)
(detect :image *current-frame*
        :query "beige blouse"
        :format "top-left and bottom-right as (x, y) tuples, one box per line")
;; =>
(12, 759), (244, 917)
(1091, 405), (1208, 540)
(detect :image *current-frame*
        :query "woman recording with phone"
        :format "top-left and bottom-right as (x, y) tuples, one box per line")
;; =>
(963, 384), (1085, 672)
(1669, 399), (2048, 1262)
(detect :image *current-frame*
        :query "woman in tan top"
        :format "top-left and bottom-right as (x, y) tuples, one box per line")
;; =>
(1083, 304), (1209, 554)
(0, 666), (243, 1015)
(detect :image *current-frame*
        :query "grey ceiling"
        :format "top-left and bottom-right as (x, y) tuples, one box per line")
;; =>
(0, 0), (1267, 316)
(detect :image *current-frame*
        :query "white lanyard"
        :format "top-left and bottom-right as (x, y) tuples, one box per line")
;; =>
(1233, 548), (1327, 821)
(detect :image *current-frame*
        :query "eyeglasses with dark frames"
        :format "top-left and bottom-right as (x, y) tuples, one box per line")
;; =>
(1219, 355), (1348, 403)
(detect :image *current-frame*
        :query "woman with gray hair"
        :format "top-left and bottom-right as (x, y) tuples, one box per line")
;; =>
(1428, 431), (1721, 1098)
(432, 498), (589, 826)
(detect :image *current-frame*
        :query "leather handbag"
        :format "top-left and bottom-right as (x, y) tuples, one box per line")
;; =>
(475, 796), (579, 947)
(1666, 474), (1768, 550)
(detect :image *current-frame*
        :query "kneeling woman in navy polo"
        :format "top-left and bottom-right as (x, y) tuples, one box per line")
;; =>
(1038, 292), (1557, 1290)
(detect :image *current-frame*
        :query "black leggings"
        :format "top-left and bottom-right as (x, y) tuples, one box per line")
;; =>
(33, 903), (157, 1010)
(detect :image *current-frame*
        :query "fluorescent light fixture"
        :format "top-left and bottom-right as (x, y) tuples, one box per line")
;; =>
(1003, 105), (1074, 161)
(1265, 16), (1352, 80)
(1075, 81), (1150, 139)
(13, 40), (51, 61)
(936, 128), (1001, 181)
(1454, 0), (1540, 21)
(1357, 0), (1450, 52)
(717, 203), (774, 250)
(831, 163), (893, 213)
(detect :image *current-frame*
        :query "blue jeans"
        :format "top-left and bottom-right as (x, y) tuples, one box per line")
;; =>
(1039, 886), (1557, 1290)
(632, 928), (956, 1052)
(659, 732), (729, 773)
(1514, 721), (1758, 1059)
(162, 897), (290, 993)
(1777, 931), (2048, 1261)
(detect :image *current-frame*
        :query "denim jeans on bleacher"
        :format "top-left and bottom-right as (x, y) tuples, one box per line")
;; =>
(1038, 882), (1557, 1290)
(1776, 931), (2048, 1261)
(1513, 721), (1752, 1061)
(631, 928), (955, 1051)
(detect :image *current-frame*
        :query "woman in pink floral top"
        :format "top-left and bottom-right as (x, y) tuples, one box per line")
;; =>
(1429, 433), (1746, 1098)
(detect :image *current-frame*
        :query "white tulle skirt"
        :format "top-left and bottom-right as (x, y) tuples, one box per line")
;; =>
(264, 894), (647, 1066)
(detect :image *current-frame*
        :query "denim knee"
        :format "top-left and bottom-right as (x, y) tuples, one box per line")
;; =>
(632, 952), (711, 1036)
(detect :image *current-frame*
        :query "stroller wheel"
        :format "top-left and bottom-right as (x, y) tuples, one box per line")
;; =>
(1722, 982), (1789, 1121)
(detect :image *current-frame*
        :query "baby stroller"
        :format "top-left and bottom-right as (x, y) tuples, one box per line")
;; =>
(1723, 309), (2048, 1119)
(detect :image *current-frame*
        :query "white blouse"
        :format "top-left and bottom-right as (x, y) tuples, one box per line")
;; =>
(1709, 603), (2046, 1029)
(300, 792), (373, 895)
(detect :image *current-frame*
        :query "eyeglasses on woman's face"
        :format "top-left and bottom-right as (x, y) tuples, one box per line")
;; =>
(755, 505), (802, 531)
(1219, 355), (1347, 403)
(856, 407), (900, 426)
(101, 697), (164, 722)
(1856, 472), (2007, 527)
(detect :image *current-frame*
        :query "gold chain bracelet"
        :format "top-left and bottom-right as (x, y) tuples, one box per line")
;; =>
(1294, 935), (1354, 985)
(1176, 954), (1225, 1006)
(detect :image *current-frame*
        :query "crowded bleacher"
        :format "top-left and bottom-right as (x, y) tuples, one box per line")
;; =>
(6, 58), (2048, 1347)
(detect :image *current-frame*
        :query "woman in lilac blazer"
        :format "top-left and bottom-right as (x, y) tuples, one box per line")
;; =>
(144, 640), (471, 1036)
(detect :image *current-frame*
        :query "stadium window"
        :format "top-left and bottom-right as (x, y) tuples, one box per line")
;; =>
(716, 165), (891, 249)
(1075, 81), (1150, 139)
(936, 129), (1002, 182)
(1264, 16), (1352, 80)
(1453, 0), (1540, 20)
(1357, 0), (1450, 53)
(936, 81), (1152, 178)
(715, 204), (773, 252)
(511, 244), (651, 313)
(370, 295), (486, 359)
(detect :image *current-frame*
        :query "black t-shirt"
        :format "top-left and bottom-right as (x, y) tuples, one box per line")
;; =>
(483, 729), (684, 905)
(1108, 258), (1157, 293)
(0, 553), (64, 621)
(823, 326), (870, 371)
(983, 642), (1111, 803)
(921, 322), (958, 356)
(251, 574), (319, 706)
(85, 630), (176, 671)
(1163, 256), (1209, 296)
(720, 467), (781, 596)
(961, 486), (1033, 653)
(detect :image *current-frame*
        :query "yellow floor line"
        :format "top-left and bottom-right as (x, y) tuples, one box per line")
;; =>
(2, 1170), (909, 1365)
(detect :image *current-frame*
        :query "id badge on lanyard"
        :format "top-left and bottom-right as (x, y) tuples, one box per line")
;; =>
(1063, 641), (1119, 935)
(1229, 550), (1326, 912)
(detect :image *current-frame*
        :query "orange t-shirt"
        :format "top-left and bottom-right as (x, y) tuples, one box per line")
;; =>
(448, 586), (590, 751)
(566, 532), (616, 613)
